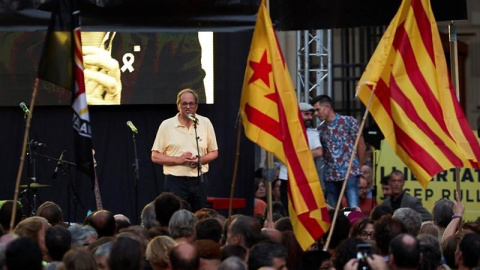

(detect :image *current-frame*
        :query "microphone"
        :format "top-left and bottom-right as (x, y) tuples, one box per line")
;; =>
(126, 121), (138, 134)
(19, 102), (30, 115)
(187, 114), (198, 123)
(29, 140), (47, 147)
(52, 150), (66, 179)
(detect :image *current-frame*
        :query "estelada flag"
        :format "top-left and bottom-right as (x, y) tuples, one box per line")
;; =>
(37, 0), (95, 187)
(357, 0), (480, 188)
(239, 0), (330, 250)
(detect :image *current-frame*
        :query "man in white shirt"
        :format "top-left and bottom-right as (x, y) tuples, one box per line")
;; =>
(278, 102), (323, 209)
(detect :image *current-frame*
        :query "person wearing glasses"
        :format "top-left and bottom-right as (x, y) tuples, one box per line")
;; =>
(151, 88), (218, 212)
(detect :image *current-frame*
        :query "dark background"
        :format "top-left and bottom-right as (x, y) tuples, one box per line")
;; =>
(0, 32), (256, 223)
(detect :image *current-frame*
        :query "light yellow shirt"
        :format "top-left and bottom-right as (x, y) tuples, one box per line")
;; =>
(152, 113), (218, 177)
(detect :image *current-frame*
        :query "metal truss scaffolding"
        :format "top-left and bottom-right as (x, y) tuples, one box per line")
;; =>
(296, 29), (333, 103)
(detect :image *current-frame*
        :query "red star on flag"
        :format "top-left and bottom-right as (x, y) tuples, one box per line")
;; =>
(248, 49), (272, 87)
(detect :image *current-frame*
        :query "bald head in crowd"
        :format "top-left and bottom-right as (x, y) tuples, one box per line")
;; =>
(170, 243), (200, 270)
(85, 210), (116, 238)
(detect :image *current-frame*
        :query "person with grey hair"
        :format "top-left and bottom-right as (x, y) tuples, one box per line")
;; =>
(169, 209), (198, 244)
(68, 224), (98, 248)
(393, 207), (422, 236)
(141, 202), (160, 229)
(218, 256), (247, 270)
(381, 170), (432, 221)
(94, 242), (113, 270)
(432, 198), (454, 241)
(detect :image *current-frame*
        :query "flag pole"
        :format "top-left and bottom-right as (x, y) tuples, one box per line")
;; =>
(448, 21), (462, 201)
(228, 113), (243, 218)
(323, 86), (375, 251)
(265, 152), (274, 225)
(10, 78), (39, 230)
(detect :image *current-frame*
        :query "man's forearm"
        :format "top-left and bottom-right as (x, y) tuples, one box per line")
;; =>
(151, 151), (180, 166)
(199, 150), (218, 164)
(311, 147), (323, 158)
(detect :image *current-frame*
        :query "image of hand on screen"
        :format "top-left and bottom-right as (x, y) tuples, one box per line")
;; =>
(82, 32), (122, 105)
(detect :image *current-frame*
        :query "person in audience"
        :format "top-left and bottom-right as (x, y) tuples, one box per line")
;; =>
(373, 215), (407, 257)
(381, 170), (432, 221)
(0, 200), (23, 233)
(260, 228), (282, 244)
(168, 209), (198, 244)
(417, 234), (443, 270)
(274, 217), (293, 232)
(146, 236), (176, 270)
(5, 237), (43, 270)
(389, 234), (421, 270)
(109, 237), (143, 270)
(369, 204), (393, 221)
(220, 245), (247, 262)
(322, 210), (351, 254)
(141, 202), (160, 230)
(456, 233), (480, 270)
(247, 242), (287, 270)
(281, 230), (303, 270)
(68, 224), (98, 248)
(431, 198), (454, 242)
(114, 214), (131, 231)
(194, 218), (222, 270)
(193, 208), (219, 221)
(272, 179), (282, 204)
(85, 210), (117, 238)
(350, 217), (375, 244)
(393, 207), (422, 236)
(94, 242), (113, 270)
(45, 226), (71, 270)
(60, 247), (97, 270)
(462, 222), (480, 235)
(418, 221), (439, 239)
(218, 256), (246, 270)
(333, 238), (366, 270)
(442, 234), (462, 269)
(0, 233), (18, 269)
(253, 178), (267, 217)
(299, 250), (331, 270)
(226, 215), (261, 251)
(361, 164), (373, 195)
(358, 175), (377, 216)
(154, 192), (183, 229)
(441, 191), (464, 245)
(14, 216), (50, 257)
(380, 175), (392, 200)
(170, 243), (200, 270)
(37, 201), (65, 227)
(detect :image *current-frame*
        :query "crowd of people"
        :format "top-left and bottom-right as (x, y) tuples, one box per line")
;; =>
(0, 173), (478, 270)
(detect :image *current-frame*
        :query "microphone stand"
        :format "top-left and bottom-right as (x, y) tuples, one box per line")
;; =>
(37, 152), (80, 224)
(131, 131), (140, 225)
(192, 121), (204, 183)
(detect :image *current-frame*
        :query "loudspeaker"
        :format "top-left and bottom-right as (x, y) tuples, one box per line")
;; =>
(363, 123), (384, 149)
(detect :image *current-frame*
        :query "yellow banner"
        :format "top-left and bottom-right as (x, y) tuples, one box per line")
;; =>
(375, 139), (480, 222)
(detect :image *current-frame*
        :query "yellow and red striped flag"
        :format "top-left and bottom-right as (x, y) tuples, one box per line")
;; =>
(239, 0), (330, 250)
(357, 0), (480, 188)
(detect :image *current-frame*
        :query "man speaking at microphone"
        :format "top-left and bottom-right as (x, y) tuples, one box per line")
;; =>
(151, 88), (218, 211)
